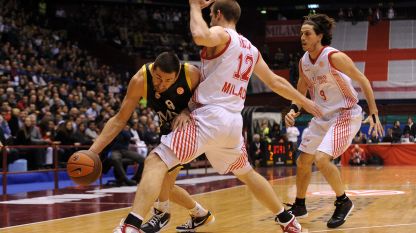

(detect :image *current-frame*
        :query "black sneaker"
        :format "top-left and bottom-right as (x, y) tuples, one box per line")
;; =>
(285, 203), (308, 218)
(176, 211), (215, 232)
(327, 199), (354, 228)
(141, 208), (170, 233)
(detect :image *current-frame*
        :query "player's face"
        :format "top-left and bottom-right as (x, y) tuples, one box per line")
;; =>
(151, 67), (178, 93)
(300, 24), (323, 52)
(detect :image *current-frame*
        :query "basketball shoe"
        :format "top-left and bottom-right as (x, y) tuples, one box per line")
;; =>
(285, 203), (308, 218)
(327, 198), (354, 228)
(275, 214), (302, 233)
(114, 218), (143, 233)
(141, 208), (170, 233)
(176, 211), (215, 232)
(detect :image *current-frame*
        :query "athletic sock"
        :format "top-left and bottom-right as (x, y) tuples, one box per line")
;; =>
(275, 208), (293, 223)
(336, 193), (348, 202)
(124, 212), (143, 228)
(158, 200), (170, 213)
(189, 201), (208, 217)
(295, 197), (306, 206)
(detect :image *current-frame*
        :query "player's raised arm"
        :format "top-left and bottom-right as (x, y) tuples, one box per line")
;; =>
(189, 0), (229, 47)
(253, 54), (322, 118)
(329, 52), (384, 137)
(89, 68), (145, 154)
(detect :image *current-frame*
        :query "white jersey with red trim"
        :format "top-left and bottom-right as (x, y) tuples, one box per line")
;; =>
(190, 28), (259, 113)
(300, 46), (358, 116)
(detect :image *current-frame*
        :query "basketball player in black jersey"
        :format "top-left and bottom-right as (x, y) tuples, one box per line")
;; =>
(86, 52), (215, 233)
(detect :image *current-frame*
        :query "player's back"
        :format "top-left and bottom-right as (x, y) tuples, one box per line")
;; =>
(190, 28), (259, 113)
(300, 46), (358, 116)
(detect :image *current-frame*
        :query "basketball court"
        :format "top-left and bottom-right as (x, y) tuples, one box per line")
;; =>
(1, 166), (416, 233)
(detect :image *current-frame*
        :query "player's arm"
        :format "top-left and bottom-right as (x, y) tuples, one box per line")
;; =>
(89, 69), (145, 154)
(285, 63), (309, 127)
(253, 54), (322, 118)
(329, 52), (384, 137)
(189, 0), (229, 47)
(172, 64), (201, 130)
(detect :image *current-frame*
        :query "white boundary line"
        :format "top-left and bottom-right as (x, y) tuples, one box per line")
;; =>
(1, 173), (298, 230)
(309, 222), (416, 232)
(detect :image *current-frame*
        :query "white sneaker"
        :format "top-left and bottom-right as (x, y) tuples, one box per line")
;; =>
(114, 218), (143, 233)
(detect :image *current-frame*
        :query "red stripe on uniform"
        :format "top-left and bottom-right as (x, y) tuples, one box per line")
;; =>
(330, 68), (358, 108)
(333, 110), (352, 156)
(225, 144), (249, 173)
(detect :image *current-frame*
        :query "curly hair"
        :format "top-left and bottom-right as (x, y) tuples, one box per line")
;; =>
(303, 14), (336, 46)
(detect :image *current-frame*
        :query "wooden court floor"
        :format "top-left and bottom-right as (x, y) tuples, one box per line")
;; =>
(2, 166), (416, 233)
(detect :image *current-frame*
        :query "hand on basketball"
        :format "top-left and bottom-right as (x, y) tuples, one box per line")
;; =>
(172, 111), (191, 131)
(285, 109), (300, 127)
(364, 113), (384, 138)
(189, 0), (215, 9)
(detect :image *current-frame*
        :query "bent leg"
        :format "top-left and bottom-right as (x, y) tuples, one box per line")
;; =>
(131, 152), (169, 216)
(295, 152), (314, 198)
(314, 151), (345, 196)
(235, 169), (284, 213)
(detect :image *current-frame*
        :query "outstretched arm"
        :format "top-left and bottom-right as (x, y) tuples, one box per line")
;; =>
(254, 54), (322, 118)
(189, 0), (229, 47)
(329, 52), (384, 137)
(89, 69), (145, 154)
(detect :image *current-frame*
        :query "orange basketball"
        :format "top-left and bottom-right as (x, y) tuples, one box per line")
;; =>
(67, 150), (102, 186)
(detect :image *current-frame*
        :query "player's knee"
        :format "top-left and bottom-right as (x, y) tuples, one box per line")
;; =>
(296, 154), (314, 168)
(144, 153), (167, 170)
(314, 154), (332, 170)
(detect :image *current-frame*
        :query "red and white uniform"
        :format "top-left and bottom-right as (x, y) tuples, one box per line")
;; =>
(155, 28), (259, 174)
(298, 46), (362, 157)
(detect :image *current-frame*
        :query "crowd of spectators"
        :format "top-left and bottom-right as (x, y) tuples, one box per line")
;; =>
(0, 0), (162, 171)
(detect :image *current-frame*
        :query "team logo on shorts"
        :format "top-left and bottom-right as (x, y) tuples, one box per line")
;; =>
(177, 87), (184, 95)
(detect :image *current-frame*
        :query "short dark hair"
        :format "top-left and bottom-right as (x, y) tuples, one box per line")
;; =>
(213, 0), (241, 23)
(303, 14), (336, 46)
(153, 52), (180, 74)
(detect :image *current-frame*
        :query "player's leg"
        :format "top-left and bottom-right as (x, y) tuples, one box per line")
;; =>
(315, 107), (361, 228)
(286, 152), (314, 218)
(114, 149), (176, 233)
(141, 166), (181, 233)
(235, 168), (301, 233)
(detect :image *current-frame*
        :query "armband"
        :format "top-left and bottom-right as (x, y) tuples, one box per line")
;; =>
(289, 104), (299, 113)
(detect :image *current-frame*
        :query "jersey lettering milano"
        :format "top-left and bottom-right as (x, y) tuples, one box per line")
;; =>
(300, 46), (358, 116)
(191, 28), (259, 113)
(143, 63), (193, 135)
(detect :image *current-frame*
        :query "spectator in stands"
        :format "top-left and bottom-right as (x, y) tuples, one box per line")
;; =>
(73, 122), (93, 145)
(382, 128), (394, 142)
(392, 120), (402, 143)
(387, 6), (395, 20)
(404, 117), (416, 138)
(108, 124), (145, 186)
(401, 132), (414, 143)
(144, 123), (160, 151)
(286, 124), (300, 152)
(269, 123), (281, 141)
(15, 116), (50, 170)
(368, 130), (380, 143)
(349, 144), (365, 166)
(55, 120), (80, 164)
(353, 131), (367, 144)
(249, 134), (268, 167)
(85, 121), (99, 141)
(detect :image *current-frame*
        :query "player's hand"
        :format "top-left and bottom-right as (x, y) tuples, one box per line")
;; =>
(189, 0), (215, 9)
(301, 99), (323, 118)
(285, 109), (300, 127)
(364, 113), (384, 138)
(172, 110), (191, 131)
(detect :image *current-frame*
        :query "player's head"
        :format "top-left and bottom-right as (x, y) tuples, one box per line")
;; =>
(301, 14), (335, 51)
(152, 52), (181, 93)
(209, 0), (241, 27)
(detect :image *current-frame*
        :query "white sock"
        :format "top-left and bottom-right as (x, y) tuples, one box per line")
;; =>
(158, 200), (170, 213)
(189, 202), (208, 217)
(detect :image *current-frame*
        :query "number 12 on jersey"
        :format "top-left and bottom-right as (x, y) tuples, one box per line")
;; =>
(233, 53), (253, 82)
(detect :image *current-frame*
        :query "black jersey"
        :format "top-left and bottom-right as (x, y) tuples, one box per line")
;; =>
(144, 63), (193, 135)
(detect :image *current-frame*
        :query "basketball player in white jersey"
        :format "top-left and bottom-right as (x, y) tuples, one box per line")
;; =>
(284, 14), (384, 228)
(113, 1), (322, 233)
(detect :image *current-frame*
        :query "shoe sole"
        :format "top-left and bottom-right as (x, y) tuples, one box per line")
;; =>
(176, 215), (216, 233)
(327, 203), (355, 228)
(142, 222), (169, 233)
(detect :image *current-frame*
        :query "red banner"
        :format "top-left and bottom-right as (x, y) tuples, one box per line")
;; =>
(265, 20), (302, 42)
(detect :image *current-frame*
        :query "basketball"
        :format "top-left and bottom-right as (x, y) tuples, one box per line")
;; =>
(67, 150), (102, 186)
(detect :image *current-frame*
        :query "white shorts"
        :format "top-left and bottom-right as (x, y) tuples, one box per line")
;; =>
(299, 105), (362, 158)
(153, 105), (252, 175)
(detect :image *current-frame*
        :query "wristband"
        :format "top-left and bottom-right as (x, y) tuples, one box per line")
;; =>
(371, 114), (377, 123)
(289, 104), (299, 113)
